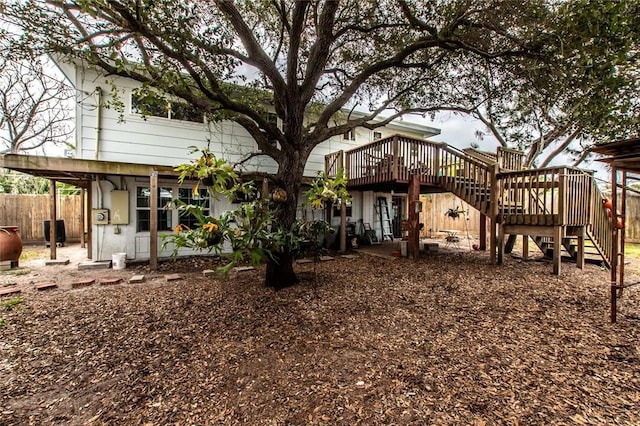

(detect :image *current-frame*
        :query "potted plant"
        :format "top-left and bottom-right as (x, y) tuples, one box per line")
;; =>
(0, 226), (23, 265)
(444, 206), (465, 219)
(175, 145), (239, 196)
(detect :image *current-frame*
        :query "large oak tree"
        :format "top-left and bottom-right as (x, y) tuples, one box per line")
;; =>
(3, 0), (557, 288)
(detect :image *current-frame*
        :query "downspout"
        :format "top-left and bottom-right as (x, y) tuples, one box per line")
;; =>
(94, 87), (102, 160)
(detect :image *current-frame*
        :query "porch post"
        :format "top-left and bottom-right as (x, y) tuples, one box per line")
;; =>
(576, 226), (585, 269)
(408, 174), (420, 259)
(522, 235), (529, 260)
(553, 225), (562, 275)
(340, 201), (347, 253)
(49, 179), (57, 260)
(479, 213), (487, 251)
(87, 181), (92, 259)
(80, 187), (86, 249)
(497, 224), (504, 265)
(149, 171), (158, 271)
(489, 163), (499, 263)
(610, 167), (618, 322)
(619, 170), (627, 297)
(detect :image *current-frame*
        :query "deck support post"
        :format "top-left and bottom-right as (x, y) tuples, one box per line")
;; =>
(497, 224), (505, 264)
(80, 187), (86, 249)
(87, 181), (92, 259)
(610, 168), (619, 322)
(408, 174), (421, 259)
(489, 163), (499, 264)
(149, 171), (158, 271)
(552, 225), (562, 275)
(479, 213), (487, 251)
(339, 201), (347, 253)
(522, 235), (529, 260)
(49, 179), (57, 260)
(576, 226), (585, 269)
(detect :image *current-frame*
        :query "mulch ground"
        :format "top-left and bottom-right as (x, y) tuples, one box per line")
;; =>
(1, 251), (639, 425)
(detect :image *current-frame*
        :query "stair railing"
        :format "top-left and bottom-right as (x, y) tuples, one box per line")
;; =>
(586, 176), (613, 265)
(437, 145), (493, 213)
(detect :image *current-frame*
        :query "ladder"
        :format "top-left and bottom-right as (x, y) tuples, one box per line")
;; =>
(376, 197), (394, 241)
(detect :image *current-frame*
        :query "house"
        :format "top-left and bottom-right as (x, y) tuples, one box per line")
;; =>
(0, 59), (441, 266)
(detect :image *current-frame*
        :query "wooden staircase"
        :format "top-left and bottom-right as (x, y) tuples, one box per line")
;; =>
(325, 135), (613, 270)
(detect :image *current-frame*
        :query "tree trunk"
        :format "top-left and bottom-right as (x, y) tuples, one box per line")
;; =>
(265, 250), (299, 290)
(263, 149), (305, 289)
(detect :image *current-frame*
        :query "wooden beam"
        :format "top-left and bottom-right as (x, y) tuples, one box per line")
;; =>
(576, 226), (585, 270)
(553, 225), (562, 275)
(0, 153), (179, 180)
(80, 187), (86, 249)
(408, 174), (420, 259)
(479, 213), (487, 251)
(87, 181), (92, 259)
(49, 179), (57, 260)
(620, 170), (627, 296)
(497, 224), (505, 265)
(502, 224), (557, 238)
(149, 171), (158, 271)
(489, 163), (499, 263)
(522, 235), (529, 260)
(610, 167), (619, 323)
(340, 201), (347, 253)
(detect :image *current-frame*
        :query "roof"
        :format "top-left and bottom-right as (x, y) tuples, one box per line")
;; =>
(0, 154), (179, 188)
(591, 138), (640, 173)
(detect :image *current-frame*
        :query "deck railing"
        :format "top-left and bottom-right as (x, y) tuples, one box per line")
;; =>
(342, 136), (445, 186)
(497, 167), (593, 226)
(325, 150), (343, 178)
(497, 147), (525, 171)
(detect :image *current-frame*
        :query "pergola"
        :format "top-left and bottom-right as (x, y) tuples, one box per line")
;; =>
(0, 154), (179, 270)
(591, 137), (640, 322)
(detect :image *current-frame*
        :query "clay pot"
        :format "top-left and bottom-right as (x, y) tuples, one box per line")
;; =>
(272, 188), (288, 203)
(603, 199), (613, 210)
(0, 226), (23, 263)
(616, 218), (624, 230)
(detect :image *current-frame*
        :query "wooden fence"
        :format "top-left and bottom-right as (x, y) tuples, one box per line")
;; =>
(419, 192), (482, 238)
(0, 194), (83, 244)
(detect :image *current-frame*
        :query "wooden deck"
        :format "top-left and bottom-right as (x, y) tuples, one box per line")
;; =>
(326, 135), (613, 270)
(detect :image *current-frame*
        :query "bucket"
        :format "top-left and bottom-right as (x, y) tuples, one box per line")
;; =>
(399, 241), (408, 257)
(112, 252), (127, 270)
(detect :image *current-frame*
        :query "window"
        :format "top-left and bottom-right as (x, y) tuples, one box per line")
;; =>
(131, 93), (204, 123)
(177, 188), (210, 228)
(373, 131), (382, 140)
(136, 187), (174, 232)
(136, 186), (211, 232)
(343, 130), (356, 141)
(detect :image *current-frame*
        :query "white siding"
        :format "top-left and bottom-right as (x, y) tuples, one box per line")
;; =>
(65, 64), (439, 260)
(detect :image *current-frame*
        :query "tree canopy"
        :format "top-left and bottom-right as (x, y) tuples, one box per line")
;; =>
(451, 0), (639, 167)
(0, 58), (74, 154)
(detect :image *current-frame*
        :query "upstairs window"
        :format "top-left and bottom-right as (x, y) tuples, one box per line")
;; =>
(373, 131), (382, 140)
(343, 130), (356, 141)
(131, 94), (204, 123)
